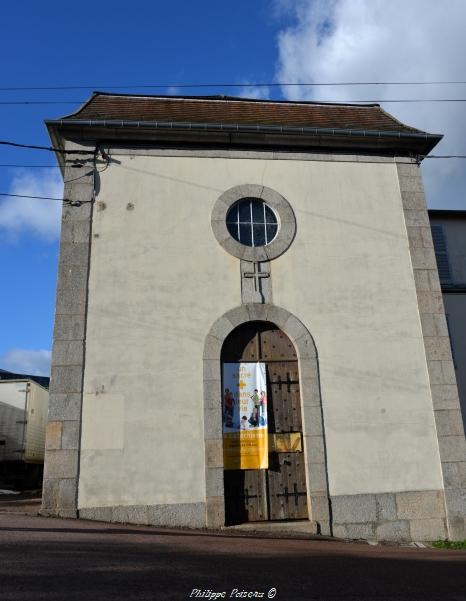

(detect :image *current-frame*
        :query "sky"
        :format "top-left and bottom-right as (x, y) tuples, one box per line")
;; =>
(0, 0), (465, 376)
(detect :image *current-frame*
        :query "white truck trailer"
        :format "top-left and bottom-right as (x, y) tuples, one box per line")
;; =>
(0, 379), (49, 487)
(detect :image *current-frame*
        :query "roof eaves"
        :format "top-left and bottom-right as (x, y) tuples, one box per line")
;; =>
(376, 103), (425, 135)
(45, 117), (443, 160)
(56, 91), (102, 120)
(46, 116), (442, 140)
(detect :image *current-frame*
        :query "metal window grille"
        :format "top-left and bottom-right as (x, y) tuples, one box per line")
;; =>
(226, 198), (278, 247)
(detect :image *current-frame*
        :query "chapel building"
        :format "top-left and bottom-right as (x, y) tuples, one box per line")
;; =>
(42, 93), (466, 541)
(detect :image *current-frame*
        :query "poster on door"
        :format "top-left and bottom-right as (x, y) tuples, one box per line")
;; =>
(222, 362), (268, 470)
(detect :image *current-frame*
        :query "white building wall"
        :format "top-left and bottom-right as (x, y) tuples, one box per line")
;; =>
(24, 381), (48, 463)
(78, 154), (443, 508)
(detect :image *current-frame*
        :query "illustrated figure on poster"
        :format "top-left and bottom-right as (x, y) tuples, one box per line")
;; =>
(259, 391), (267, 415)
(248, 406), (259, 427)
(258, 390), (267, 426)
(251, 389), (260, 408)
(223, 388), (235, 427)
(240, 415), (248, 430)
(251, 389), (260, 420)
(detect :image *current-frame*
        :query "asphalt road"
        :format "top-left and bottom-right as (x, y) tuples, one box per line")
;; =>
(0, 513), (465, 601)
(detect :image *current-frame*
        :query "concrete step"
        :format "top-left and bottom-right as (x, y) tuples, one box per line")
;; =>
(223, 520), (324, 538)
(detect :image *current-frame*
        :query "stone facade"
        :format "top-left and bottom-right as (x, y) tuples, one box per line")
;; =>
(41, 142), (94, 519)
(332, 490), (447, 541)
(397, 163), (466, 540)
(79, 502), (205, 527)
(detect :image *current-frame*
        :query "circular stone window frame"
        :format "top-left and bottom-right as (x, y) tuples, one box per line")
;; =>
(211, 184), (296, 262)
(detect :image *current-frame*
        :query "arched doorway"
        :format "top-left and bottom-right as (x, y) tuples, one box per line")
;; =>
(222, 320), (308, 525)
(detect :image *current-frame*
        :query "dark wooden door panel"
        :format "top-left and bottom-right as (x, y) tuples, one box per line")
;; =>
(268, 452), (308, 520)
(260, 328), (297, 361)
(224, 469), (267, 525)
(268, 363), (302, 433)
(268, 362), (300, 382)
(222, 322), (308, 524)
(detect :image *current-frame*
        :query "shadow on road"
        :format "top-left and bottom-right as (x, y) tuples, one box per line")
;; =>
(0, 516), (465, 601)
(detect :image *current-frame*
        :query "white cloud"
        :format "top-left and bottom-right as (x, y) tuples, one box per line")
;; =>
(0, 349), (51, 377)
(237, 84), (271, 100)
(275, 0), (466, 209)
(0, 170), (63, 241)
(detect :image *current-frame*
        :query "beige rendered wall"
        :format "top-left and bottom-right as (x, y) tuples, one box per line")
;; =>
(78, 154), (443, 508)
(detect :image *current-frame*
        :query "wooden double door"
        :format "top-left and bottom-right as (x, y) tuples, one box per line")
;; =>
(222, 321), (308, 524)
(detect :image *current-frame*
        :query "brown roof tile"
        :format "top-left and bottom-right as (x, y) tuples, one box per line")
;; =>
(62, 93), (425, 134)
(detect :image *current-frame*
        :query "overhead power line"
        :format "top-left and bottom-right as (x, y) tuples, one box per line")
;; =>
(1, 139), (466, 162)
(0, 192), (67, 201)
(425, 155), (466, 159)
(3, 99), (466, 106)
(0, 164), (77, 168)
(0, 101), (83, 105)
(0, 140), (94, 155)
(2, 81), (466, 92)
(0, 156), (466, 177)
(0, 192), (92, 204)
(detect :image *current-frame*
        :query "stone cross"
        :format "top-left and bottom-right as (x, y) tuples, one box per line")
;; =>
(243, 262), (270, 303)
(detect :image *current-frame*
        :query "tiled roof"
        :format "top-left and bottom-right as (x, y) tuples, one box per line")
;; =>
(61, 93), (425, 134)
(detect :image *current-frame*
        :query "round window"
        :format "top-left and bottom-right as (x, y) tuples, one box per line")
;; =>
(225, 198), (278, 247)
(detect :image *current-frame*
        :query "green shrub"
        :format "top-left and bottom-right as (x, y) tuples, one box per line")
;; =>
(432, 540), (466, 550)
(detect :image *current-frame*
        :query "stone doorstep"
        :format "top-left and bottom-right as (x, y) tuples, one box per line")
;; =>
(224, 519), (322, 538)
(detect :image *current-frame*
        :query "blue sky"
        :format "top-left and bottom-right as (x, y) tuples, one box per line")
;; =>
(1, 0), (465, 375)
